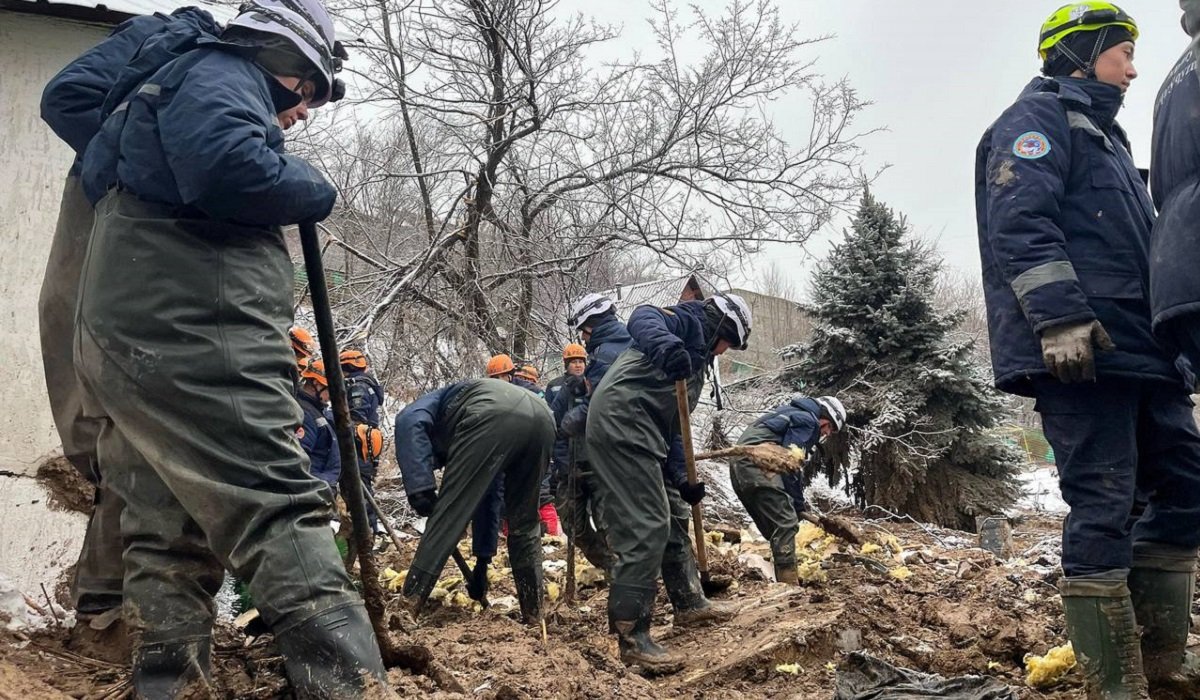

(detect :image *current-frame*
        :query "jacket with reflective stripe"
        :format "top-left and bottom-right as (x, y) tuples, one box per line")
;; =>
(974, 76), (1179, 395)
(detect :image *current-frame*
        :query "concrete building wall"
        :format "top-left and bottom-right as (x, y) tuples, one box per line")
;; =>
(0, 11), (107, 593)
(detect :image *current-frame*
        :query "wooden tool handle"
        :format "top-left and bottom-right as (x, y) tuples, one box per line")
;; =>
(675, 380), (708, 573)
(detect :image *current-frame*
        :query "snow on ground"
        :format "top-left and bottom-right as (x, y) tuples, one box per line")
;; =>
(1015, 465), (1067, 515)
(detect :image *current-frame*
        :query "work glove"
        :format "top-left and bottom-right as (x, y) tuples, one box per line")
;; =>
(466, 556), (491, 602)
(661, 346), (693, 381)
(407, 489), (438, 517)
(677, 480), (707, 506)
(1040, 320), (1115, 384)
(563, 374), (587, 398)
(560, 405), (586, 437)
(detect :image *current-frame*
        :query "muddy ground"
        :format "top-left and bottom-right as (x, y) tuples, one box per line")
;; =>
(2, 484), (1142, 700)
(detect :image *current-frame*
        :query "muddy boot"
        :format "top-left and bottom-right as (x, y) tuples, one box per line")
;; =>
(133, 636), (214, 699)
(1060, 574), (1149, 700)
(1128, 542), (1200, 694)
(69, 607), (131, 665)
(609, 583), (684, 676)
(512, 565), (543, 625)
(774, 562), (800, 586)
(662, 559), (736, 628)
(274, 603), (391, 699)
(400, 567), (439, 613)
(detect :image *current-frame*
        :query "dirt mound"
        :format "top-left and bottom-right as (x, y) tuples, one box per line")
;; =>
(0, 508), (1172, 699)
(35, 456), (94, 514)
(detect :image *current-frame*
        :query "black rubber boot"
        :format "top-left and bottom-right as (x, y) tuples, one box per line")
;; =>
(661, 558), (736, 627)
(133, 636), (214, 699)
(273, 604), (392, 699)
(512, 565), (543, 624)
(1060, 574), (1149, 700)
(609, 584), (684, 676)
(1129, 542), (1200, 695)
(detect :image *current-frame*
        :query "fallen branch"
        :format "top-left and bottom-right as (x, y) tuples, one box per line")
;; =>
(695, 444), (802, 475)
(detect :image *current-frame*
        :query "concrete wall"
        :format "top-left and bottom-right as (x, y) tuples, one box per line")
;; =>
(0, 11), (107, 594)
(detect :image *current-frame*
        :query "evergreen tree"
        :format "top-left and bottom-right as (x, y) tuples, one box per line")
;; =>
(787, 192), (1021, 530)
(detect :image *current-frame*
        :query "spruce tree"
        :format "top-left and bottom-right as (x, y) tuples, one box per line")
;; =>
(788, 192), (1021, 530)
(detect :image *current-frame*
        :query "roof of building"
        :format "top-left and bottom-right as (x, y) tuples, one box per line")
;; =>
(1, 0), (236, 25)
(600, 273), (707, 319)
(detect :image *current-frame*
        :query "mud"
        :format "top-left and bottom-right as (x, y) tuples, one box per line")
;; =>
(35, 456), (95, 515)
(3, 503), (1140, 699)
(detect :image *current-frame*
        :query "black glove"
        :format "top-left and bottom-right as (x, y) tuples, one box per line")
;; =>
(563, 374), (587, 397)
(662, 347), (692, 380)
(677, 480), (706, 506)
(407, 489), (438, 517)
(466, 556), (491, 602)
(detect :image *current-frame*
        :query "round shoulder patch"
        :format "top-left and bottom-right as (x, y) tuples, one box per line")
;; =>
(1013, 131), (1052, 160)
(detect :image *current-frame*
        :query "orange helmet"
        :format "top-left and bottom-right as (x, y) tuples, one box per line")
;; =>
(339, 349), (367, 370)
(486, 354), (515, 377)
(515, 364), (539, 383)
(290, 326), (315, 359)
(563, 343), (587, 362)
(300, 358), (329, 387)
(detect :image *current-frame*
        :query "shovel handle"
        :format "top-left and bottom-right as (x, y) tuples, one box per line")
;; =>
(675, 380), (708, 574)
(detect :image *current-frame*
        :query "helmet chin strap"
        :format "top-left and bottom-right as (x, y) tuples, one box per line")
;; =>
(1056, 25), (1110, 80)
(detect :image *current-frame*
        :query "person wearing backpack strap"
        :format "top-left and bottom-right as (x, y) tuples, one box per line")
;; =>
(37, 6), (220, 662)
(73, 1), (393, 696)
(976, 5), (1200, 696)
(339, 349), (387, 535)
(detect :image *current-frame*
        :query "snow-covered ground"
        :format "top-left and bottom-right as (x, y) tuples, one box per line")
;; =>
(1014, 465), (1067, 515)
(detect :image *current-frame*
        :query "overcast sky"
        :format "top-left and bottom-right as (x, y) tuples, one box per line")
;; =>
(551, 0), (1192, 293)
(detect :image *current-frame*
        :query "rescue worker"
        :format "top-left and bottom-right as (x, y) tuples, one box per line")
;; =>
(290, 326), (315, 361)
(394, 378), (555, 623)
(1142, 5), (1200, 690)
(550, 297), (632, 574)
(587, 293), (752, 674)
(297, 359), (341, 491)
(515, 364), (540, 385)
(38, 6), (220, 655)
(340, 349), (386, 532)
(729, 396), (846, 584)
(486, 353), (517, 381)
(544, 343), (587, 406)
(975, 5), (1200, 697)
(73, 1), (390, 696)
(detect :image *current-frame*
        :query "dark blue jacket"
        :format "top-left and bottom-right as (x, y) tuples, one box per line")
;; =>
(41, 10), (215, 171)
(345, 369), (385, 428)
(557, 313), (633, 446)
(627, 301), (711, 488)
(80, 45), (336, 226)
(298, 391), (341, 489)
(975, 76), (1178, 396)
(1150, 49), (1200, 334)
(393, 382), (468, 496)
(745, 397), (823, 513)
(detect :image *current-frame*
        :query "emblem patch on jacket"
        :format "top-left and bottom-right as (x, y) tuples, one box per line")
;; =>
(1013, 131), (1051, 160)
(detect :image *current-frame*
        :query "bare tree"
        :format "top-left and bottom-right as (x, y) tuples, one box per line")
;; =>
(305, 0), (873, 388)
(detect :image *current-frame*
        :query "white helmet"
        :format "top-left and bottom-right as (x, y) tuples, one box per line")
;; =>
(226, 0), (345, 107)
(814, 396), (847, 432)
(710, 292), (753, 350)
(568, 293), (615, 331)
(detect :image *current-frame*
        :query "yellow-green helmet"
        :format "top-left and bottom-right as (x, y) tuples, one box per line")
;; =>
(1038, 2), (1137, 59)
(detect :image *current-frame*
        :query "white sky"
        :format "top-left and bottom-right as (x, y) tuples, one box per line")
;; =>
(552, 0), (1191, 292)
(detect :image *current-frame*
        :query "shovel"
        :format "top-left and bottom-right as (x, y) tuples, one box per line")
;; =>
(674, 380), (733, 596)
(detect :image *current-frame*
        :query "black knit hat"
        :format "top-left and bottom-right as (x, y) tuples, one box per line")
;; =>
(1043, 25), (1135, 77)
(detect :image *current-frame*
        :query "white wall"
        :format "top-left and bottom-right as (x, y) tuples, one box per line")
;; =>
(0, 11), (107, 594)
